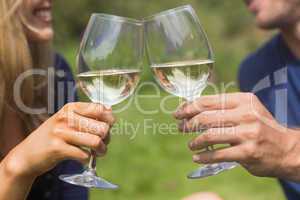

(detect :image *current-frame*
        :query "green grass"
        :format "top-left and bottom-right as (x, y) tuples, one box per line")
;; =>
(58, 39), (285, 200)
(89, 91), (285, 200)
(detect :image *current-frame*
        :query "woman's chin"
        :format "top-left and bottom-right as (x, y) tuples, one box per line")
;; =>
(27, 28), (54, 43)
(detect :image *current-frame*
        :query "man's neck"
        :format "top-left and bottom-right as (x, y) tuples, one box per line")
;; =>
(281, 22), (300, 59)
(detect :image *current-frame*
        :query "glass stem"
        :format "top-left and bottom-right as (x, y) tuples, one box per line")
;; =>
(87, 104), (111, 173)
(185, 97), (214, 152)
(206, 145), (214, 151)
(88, 150), (97, 172)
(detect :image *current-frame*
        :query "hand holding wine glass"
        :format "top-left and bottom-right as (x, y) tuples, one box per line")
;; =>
(144, 5), (238, 179)
(59, 14), (143, 189)
(2, 102), (113, 182)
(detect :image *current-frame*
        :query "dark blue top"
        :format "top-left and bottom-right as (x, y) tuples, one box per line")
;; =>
(239, 34), (300, 200)
(27, 55), (88, 200)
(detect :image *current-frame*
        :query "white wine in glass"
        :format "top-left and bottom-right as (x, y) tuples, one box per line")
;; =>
(144, 5), (238, 179)
(78, 69), (140, 107)
(151, 59), (213, 101)
(59, 14), (143, 189)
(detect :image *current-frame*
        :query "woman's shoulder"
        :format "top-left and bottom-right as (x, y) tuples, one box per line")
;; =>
(52, 53), (78, 112)
(54, 53), (75, 81)
(54, 54), (71, 71)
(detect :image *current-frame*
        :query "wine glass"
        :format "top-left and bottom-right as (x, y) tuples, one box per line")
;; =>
(59, 14), (143, 189)
(144, 5), (238, 179)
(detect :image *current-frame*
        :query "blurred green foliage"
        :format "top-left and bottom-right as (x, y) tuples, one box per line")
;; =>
(53, 1), (281, 200)
(53, 0), (271, 83)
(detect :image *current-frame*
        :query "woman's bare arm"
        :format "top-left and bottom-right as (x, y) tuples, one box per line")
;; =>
(0, 102), (114, 199)
(0, 155), (35, 200)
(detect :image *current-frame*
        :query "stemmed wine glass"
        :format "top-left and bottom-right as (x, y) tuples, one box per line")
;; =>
(144, 5), (238, 179)
(59, 14), (143, 189)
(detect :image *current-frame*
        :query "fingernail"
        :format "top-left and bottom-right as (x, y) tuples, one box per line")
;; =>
(193, 154), (200, 162)
(178, 121), (184, 131)
(173, 110), (182, 118)
(96, 144), (107, 157)
(188, 141), (195, 149)
(174, 103), (187, 117)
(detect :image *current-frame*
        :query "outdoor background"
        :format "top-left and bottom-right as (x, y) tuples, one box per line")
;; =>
(53, 0), (283, 199)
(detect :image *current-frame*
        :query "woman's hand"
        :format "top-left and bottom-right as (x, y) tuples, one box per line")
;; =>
(2, 102), (115, 179)
(174, 93), (300, 181)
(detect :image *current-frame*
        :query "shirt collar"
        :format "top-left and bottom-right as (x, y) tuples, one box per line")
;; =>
(278, 34), (300, 65)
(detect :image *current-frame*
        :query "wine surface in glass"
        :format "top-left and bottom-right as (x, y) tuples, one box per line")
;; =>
(151, 59), (213, 100)
(78, 69), (140, 106)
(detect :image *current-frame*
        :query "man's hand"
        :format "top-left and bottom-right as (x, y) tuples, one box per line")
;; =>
(174, 93), (300, 181)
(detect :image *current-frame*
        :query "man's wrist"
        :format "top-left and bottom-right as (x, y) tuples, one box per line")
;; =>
(279, 129), (300, 182)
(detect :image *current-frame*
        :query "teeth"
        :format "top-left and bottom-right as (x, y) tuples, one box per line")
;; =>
(35, 10), (52, 21)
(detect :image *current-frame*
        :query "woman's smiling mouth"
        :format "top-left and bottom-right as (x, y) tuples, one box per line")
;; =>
(33, 6), (52, 23)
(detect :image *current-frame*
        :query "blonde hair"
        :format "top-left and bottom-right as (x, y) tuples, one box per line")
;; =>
(0, 0), (53, 135)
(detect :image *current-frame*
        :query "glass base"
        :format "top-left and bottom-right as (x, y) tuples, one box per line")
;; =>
(187, 162), (239, 179)
(59, 169), (118, 189)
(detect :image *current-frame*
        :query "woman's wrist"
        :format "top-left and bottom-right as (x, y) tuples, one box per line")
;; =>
(0, 153), (36, 199)
(1, 149), (38, 182)
(0, 160), (35, 184)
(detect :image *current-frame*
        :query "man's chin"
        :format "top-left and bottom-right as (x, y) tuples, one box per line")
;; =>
(255, 18), (279, 30)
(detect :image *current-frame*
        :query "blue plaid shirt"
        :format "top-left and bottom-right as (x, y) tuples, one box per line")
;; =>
(239, 34), (300, 200)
